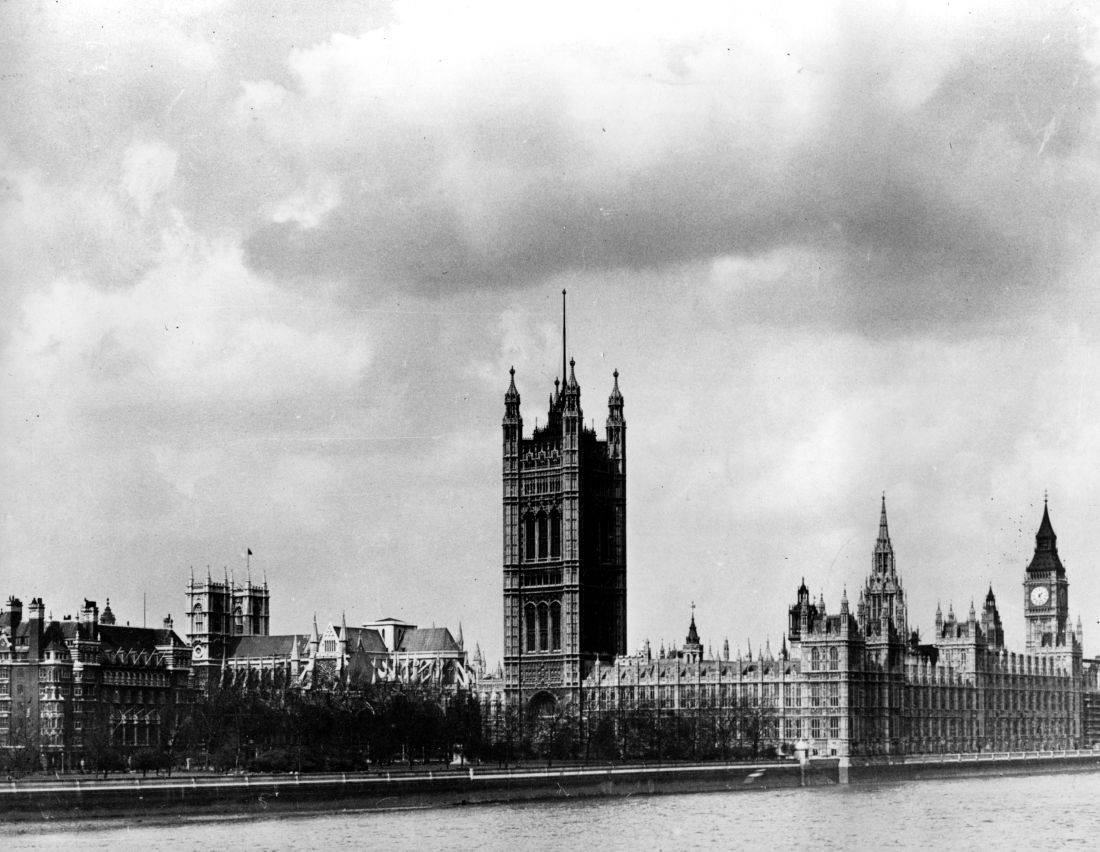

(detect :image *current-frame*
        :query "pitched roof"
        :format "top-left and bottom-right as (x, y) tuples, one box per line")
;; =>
(97, 624), (185, 653)
(1027, 502), (1065, 575)
(338, 626), (388, 654)
(397, 627), (460, 654)
(227, 634), (308, 659)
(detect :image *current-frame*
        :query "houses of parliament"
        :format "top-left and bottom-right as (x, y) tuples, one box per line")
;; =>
(2, 296), (1099, 765)
(480, 297), (1098, 757)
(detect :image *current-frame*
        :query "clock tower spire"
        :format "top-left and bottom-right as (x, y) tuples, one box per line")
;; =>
(1024, 497), (1070, 654)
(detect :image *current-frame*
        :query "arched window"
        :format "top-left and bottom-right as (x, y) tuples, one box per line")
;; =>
(524, 515), (536, 561)
(192, 603), (204, 635)
(525, 604), (537, 651)
(537, 512), (548, 559)
(233, 607), (243, 635)
(538, 603), (549, 651)
(550, 602), (561, 651)
(829, 647), (839, 671)
(811, 647), (820, 670)
(550, 510), (561, 558)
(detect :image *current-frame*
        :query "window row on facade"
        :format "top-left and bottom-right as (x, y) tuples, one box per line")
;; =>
(523, 601), (562, 652)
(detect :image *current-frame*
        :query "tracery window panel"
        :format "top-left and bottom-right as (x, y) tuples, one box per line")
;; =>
(550, 602), (561, 650)
(525, 604), (537, 651)
(550, 511), (561, 558)
(525, 515), (536, 561)
(538, 603), (549, 651)
(537, 512), (549, 560)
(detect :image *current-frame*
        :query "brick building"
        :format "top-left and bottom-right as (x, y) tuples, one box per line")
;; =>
(0, 597), (191, 768)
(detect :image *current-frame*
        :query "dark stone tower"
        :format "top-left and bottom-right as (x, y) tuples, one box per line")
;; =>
(503, 292), (626, 715)
(186, 568), (270, 683)
(1024, 499), (1071, 653)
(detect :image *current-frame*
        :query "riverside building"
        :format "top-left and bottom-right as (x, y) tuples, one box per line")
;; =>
(499, 295), (627, 715)
(482, 306), (1094, 756)
(185, 573), (474, 693)
(0, 598), (192, 768)
(573, 498), (1086, 757)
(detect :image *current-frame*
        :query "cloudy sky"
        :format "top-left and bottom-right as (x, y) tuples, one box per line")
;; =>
(2, 1), (1099, 662)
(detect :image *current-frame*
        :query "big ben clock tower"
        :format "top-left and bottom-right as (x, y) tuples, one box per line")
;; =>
(1023, 498), (1070, 653)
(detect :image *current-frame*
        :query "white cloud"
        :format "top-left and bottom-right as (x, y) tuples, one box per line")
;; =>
(122, 141), (179, 215)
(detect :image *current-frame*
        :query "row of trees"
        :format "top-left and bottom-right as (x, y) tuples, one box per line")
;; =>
(488, 696), (783, 766)
(2, 687), (782, 777)
(170, 684), (484, 773)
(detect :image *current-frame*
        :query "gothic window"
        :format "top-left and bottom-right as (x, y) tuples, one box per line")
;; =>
(525, 604), (537, 651)
(192, 603), (204, 635)
(550, 602), (561, 650)
(550, 511), (561, 558)
(538, 603), (549, 651)
(811, 647), (820, 670)
(233, 607), (244, 635)
(537, 512), (549, 560)
(829, 647), (839, 671)
(525, 515), (536, 561)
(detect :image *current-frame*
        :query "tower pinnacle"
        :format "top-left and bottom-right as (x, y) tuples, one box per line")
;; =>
(874, 493), (895, 575)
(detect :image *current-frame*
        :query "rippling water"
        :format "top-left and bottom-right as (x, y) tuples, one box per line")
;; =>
(7, 772), (1100, 850)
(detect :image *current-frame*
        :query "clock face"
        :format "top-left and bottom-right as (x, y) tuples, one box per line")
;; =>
(1030, 586), (1050, 607)
(192, 643), (205, 660)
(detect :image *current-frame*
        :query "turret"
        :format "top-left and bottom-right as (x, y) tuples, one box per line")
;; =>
(503, 367), (521, 424)
(606, 370), (626, 471)
(5, 597), (22, 631)
(683, 607), (702, 662)
(80, 598), (99, 627)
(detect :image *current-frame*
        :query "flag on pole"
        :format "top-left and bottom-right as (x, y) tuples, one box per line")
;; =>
(247, 548), (253, 556)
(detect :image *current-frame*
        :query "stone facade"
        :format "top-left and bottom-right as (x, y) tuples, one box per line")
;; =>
(0, 597), (191, 768)
(185, 581), (474, 694)
(502, 333), (626, 714)
(552, 499), (1086, 758)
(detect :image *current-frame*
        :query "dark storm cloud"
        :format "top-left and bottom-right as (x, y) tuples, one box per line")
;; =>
(237, 4), (1099, 332)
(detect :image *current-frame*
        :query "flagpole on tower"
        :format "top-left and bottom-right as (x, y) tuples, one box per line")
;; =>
(247, 547), (252, 582)
(562, 288), (567, 386)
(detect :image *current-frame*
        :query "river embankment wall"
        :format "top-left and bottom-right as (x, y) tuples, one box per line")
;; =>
(848, 748), (1100, 784)
(0, 761), (826, 821)
(2, 750), (1099, 821)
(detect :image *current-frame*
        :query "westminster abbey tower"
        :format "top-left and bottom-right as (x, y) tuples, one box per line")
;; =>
(502, 293), (626, 712)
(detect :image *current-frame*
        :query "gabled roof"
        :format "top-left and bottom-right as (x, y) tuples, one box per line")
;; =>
(337, 626), (388, 654)
(397, 627), (460, 654)
(97, 624), (185, 654)
(227, 634), (308, 659)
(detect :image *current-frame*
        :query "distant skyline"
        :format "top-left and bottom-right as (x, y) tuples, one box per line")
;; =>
(2, 2), (1100, 663)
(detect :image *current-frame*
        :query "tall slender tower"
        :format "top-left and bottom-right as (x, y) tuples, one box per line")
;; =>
(502, 292), (626, 715)
(1024, 499), (1071, 653)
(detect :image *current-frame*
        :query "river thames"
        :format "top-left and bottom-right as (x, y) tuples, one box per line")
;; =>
(6, 771), (1099, 849)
